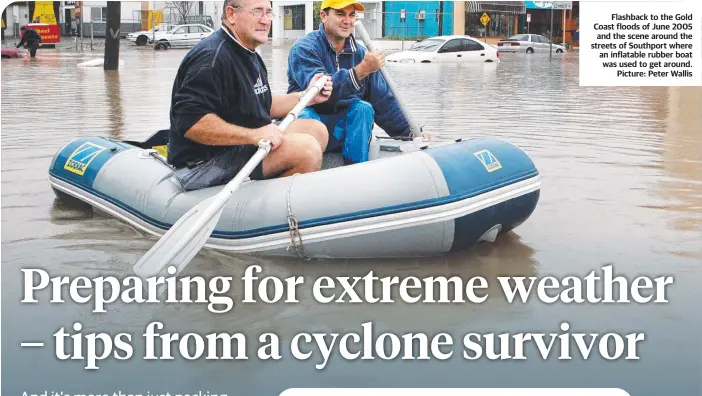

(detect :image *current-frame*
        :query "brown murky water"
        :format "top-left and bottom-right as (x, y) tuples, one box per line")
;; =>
(1, 41), (701, 395)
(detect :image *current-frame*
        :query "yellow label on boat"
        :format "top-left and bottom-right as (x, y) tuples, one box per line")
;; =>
(64, 142), (107, 176)
(152, 145), (168, 159)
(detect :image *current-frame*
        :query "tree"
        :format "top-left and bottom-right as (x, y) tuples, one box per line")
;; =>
(313, 1), (321, 29)
(166, 1), (195, 24)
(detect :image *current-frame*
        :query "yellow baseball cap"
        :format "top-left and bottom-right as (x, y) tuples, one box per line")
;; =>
(321, 0), (365, 11)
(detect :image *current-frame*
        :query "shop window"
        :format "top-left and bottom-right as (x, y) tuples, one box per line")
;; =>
(465, 12), (515, 37)
(284, 5), (305, 30)
(90, 6), (108, 22)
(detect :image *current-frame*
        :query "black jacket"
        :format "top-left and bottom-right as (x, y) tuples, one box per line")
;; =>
(167, 27), (273, 169)
(17, 29), (41, 48)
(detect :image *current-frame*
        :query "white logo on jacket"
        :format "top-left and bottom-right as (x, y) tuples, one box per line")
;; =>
(253, 76), (268, 95)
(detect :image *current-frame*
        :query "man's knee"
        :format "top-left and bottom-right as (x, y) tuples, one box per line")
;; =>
(288, 118), (329, 151)
(285, 133), (322, 170)
(350, 100), (374, 118)
(263, 134), (323, 177)
(347, 100), (375, 130)
(297, 134), (323, 168)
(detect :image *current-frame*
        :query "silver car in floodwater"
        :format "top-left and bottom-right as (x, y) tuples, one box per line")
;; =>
(497, 34), (565, 54)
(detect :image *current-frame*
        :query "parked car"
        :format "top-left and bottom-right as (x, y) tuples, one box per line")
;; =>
(386, 35), (500, 64)
(126, 23), (177, 46)
(497, 34), (565, 54)
(182, 15), (215, 29)
(153, 24), (215, 50)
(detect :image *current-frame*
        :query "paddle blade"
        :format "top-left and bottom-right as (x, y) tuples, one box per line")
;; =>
(133, 195), (223, 279)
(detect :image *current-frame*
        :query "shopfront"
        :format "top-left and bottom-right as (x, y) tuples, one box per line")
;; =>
(522, 1), (578, 46)
(464, 1), (525, 40)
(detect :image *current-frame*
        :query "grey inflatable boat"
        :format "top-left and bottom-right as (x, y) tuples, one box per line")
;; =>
(48, 130), (541, 259)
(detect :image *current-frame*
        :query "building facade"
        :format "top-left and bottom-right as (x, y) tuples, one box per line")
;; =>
(272, 1), (578, 46)
(270, 0), (382, 43)
(382, 1), (454, 40)
(1, 1), (579, 47)
(523, 1), (579, 45)
(455, 1), (578, 45)
(463, 1), (525, 37)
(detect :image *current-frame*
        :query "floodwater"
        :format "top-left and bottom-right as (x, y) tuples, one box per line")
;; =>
(1, 41), (701, 396)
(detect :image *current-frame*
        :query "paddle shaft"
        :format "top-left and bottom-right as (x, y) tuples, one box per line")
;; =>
(353, 21), (421, 137)
(164, 141), (271, 265)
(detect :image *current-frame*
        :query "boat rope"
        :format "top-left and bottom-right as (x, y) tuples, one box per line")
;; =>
(138, 149), (174, 170)
(285, 173), (309, 260)
(149, 150), (173, 169)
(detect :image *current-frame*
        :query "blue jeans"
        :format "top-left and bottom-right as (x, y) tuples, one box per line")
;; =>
(298, 99), (374, 164)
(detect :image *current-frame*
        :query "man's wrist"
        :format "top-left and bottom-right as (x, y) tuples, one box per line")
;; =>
(354, 63), (368, 80)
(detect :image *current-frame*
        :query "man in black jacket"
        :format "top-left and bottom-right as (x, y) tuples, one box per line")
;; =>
(168, 0), (333, 191)
(16, 26), (41, 58)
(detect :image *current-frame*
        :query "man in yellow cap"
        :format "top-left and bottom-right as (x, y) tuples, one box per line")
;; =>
(286, 0), (415, 165)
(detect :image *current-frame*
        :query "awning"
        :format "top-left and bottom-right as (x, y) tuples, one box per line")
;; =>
(466, 1), (526, 14)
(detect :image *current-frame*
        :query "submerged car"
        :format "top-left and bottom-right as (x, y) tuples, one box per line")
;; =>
(386, 35), (500, 64)
(497, 34), (565, 54)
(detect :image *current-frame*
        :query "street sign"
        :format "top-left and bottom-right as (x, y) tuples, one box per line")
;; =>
(552, 1), (573, 9)
(480, 12), (490, 26)
(524, 1), (572, 9)
(527, 13), (531, 22)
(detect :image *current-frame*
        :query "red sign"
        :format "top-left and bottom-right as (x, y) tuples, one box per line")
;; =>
(26, 23), (60, 44)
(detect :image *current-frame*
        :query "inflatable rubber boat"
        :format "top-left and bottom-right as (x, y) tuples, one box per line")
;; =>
(48, 130), (541, 259)
(1, 48), (24, 58)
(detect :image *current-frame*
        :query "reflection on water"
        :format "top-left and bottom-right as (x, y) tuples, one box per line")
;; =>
(104, 69), (125, 140)
(659, 87), (702, 235)
(2, 43), (701, 393)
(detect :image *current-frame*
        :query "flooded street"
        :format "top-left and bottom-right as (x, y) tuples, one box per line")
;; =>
(2, 42), (701, 395)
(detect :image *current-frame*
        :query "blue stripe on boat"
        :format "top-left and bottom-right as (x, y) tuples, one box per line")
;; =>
(49, 137), (539, 240)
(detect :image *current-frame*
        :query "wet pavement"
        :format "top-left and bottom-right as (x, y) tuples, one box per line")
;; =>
(1, 40), (701, 395)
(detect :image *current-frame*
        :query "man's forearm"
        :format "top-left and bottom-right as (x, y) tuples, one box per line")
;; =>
(184, 113), (257, 146)
(353, 61), (372, 80)
(270, 93), (303, 119)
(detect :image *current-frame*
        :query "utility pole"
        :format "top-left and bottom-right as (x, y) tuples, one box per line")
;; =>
(438, 1), (444, 36)
(104, 1), (121, 70)
(80, 2), (83, 49)
(549, 7), (553, 59)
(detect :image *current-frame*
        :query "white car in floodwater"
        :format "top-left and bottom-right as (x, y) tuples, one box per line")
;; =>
(497, 34), (566, 54)
(126, 23), (177, 46)
(152, 24), (216, 50)
(386, 35), (500, 64)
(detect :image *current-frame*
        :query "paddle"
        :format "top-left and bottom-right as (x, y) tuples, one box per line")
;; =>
(353, 21), (422, 138)
(133, 76), (330, 281)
